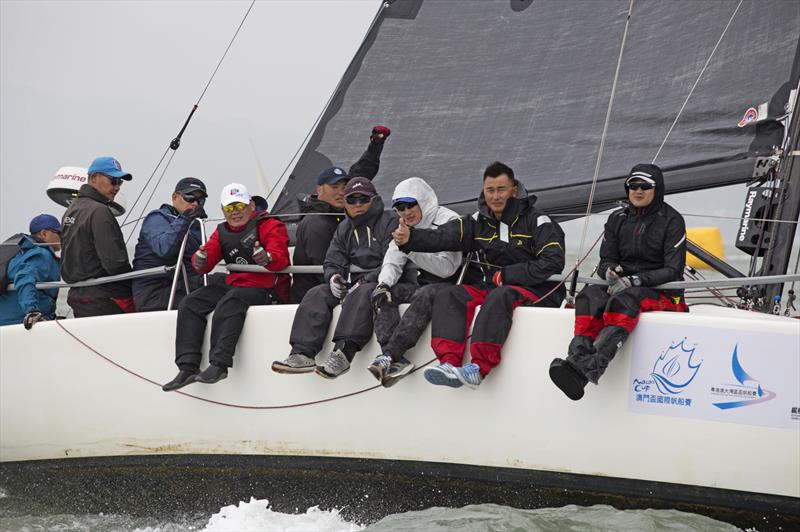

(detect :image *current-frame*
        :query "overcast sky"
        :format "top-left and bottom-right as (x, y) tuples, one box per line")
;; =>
(1, 0), (794, 267)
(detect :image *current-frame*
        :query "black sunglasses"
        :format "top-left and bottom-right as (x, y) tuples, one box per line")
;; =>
(345, 195), (372, 205)
(628, 183), (654, 191)
(106, 176), (124, 186)
(180, 192), (206, 205)
(393, 200), (418, 212)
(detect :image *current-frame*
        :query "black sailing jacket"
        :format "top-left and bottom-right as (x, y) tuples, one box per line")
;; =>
(401, 193), (566, 303)
(597, 167), (687, 297)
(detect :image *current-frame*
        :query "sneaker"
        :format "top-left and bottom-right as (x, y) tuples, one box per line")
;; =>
(162, 369), (199, 392)
(367, 354), (392, 382)
(423, 363), (462, 388)
(381, 357), (415, 388)
(315, 348), (351, 379)
(549, 357), (588, 401)
(194, 364), (228, 384)
(453, 363), (482, 389)
(272, 353), (316, 374)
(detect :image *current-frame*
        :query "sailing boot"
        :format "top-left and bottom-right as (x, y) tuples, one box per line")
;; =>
(194, 362), (228, 384)
(587, 325), (629, 384)
(550, 335), (593, 400)
(162, 368), (200, 392)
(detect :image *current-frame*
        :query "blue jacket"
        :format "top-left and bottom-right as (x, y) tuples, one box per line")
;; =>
(0, 235), (60, 325)
(131, 204), (202, 296)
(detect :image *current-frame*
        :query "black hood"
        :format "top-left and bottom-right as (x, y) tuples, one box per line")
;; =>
(625, 163), (665, 212)
(351, 196), (386, 228)
(296, 193), (343, 215)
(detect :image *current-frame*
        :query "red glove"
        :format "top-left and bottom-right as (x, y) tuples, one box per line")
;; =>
(492, 271), (503, 286)
(371, 125), (391, 144)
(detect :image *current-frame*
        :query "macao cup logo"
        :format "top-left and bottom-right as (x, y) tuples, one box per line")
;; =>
(651, 338), (702, 395)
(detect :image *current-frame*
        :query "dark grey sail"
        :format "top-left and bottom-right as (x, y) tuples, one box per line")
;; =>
(273, 0), (800, 216)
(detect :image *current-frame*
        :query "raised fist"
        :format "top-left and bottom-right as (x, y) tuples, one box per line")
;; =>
(252, 241), (272, 267)
(193, 246), (208, 270)
(371, 125), (391, 144)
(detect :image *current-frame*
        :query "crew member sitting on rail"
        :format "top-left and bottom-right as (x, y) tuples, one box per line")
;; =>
(0, 214), (62, 328)
(366, 177), (465, 387)
(396, 161), (566, 388)
(291, 125), (390, 303)
(162, 183), (290, 391)
(549, 163), (688, 401)
(132, 177), (208, 312)
(272, 177), (397, 378)
(60, 156), (135, 318)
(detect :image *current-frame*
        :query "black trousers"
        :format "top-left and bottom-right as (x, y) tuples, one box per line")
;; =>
(375, 283), (447, 362)
(175, 283), (278, 370)
(289, 282), (378, 361)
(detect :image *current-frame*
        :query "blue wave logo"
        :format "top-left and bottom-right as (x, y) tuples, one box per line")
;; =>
(650, 338), (702, 395)
(713, 345), (776, 410)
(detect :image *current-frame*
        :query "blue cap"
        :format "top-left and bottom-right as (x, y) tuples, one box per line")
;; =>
(87, 156), (132, 181)
(316, 166), (349, 186)
(392, 196), (417, 207)
(29, 214), (61, 234)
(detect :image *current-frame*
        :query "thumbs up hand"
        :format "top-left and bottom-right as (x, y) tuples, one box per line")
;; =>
(393, 217), (410, 246)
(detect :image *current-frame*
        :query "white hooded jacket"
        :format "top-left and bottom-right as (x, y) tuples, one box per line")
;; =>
(378, 177), (462, 286)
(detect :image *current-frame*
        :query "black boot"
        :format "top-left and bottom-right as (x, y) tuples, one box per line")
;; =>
(587, 325), (629, 384)
(195, 363), (228, 384)
(549, 358), (589, 400)
(162, 368), (199, 392)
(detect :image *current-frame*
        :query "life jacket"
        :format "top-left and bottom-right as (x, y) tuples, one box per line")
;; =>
(216, 213), (270, 266)
(0, 234), (24, 295)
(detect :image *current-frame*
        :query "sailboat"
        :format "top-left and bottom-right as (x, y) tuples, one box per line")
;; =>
(1, 0), (798, 526)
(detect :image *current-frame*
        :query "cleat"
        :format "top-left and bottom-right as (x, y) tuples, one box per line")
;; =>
(367, 354), (392, 382)
(423, 363), (462, 388)
(549, 357), (588, 400)
(162, 369), (199, 392)
(272, 353), (316, 374)
(315, 348), (350, 379)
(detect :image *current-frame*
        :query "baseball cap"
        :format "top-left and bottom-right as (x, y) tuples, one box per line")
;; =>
(625, 164), (660, 186)
(220, 183), (251, 206)
(317, 166), (349, 186)
(87, 156), (132, 181)
(392, 196), (416, 207)
(174, 177), (208, 197)
(29, 214), (62, 234)
(343, 177), (377, 198)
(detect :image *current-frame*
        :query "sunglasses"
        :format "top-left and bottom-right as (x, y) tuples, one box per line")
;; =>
(345, 195), (372, 205)
(180, 193), (205, 205)
(628, 183), (655, 191)
(106, 176), (124, 186)
(393, 200), (418, 212)
(223, 202), (248, 214)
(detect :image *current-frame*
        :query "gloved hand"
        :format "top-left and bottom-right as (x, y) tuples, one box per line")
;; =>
(252, 241), (272, 267)
(371, 125), (391, 144)
(193, 246), (208, 270)
(605, 265), (622, 281)
(330, 273), (349, 299)
(23, 310), (44, 330)
(607, 275), (641, 296)
(371, 283), (393, 312)
(183, 204), (208, 220)
(492, 271), (503, 287)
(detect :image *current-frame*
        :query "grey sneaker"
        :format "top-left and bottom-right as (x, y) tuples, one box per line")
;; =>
(367, 354), (392, 382)
(381, 356), (415, 388)
(315, 348), (351, 379)
(272, 353), (316, 374)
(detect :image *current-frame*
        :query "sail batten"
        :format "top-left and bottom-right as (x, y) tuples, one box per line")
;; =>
(274, 0), (800, 215)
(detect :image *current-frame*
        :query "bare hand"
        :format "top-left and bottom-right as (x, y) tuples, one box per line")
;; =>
(393, 217), (410, 246)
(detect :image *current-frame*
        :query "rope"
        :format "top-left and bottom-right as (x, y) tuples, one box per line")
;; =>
(577, 0), (634, 259)
(652, 0), (743, 163)
(53, 318), (435, 410)
(125, 150), (177, 244)
(118, 146), (171, 229)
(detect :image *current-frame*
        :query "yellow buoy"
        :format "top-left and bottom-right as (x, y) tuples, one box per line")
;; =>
(686, 227), (724, 270)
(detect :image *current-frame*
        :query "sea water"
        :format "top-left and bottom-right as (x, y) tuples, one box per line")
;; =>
(0, 497), (756, 532)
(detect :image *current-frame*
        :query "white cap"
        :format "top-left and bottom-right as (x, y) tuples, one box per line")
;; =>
(220, 183), (251, 206)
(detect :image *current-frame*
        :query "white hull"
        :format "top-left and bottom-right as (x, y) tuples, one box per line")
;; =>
(1, 305), (798, 501)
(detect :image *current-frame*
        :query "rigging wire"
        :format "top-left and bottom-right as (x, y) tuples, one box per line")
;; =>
(651, 0), (743, 163)
(122, 0), (257, 242)
(576, 0), (634, 260)
(125, 151), (178, 243)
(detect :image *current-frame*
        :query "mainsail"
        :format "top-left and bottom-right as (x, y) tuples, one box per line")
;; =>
(272, 0), (800, 216)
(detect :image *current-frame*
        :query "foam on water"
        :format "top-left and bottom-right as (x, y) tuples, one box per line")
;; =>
(195, 497), (363, 532)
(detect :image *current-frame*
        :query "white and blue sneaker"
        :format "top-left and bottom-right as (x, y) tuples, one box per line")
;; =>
(453, 363), (482, 389)
(423, 362), (462, 388)
(367, 354), (392, 382)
